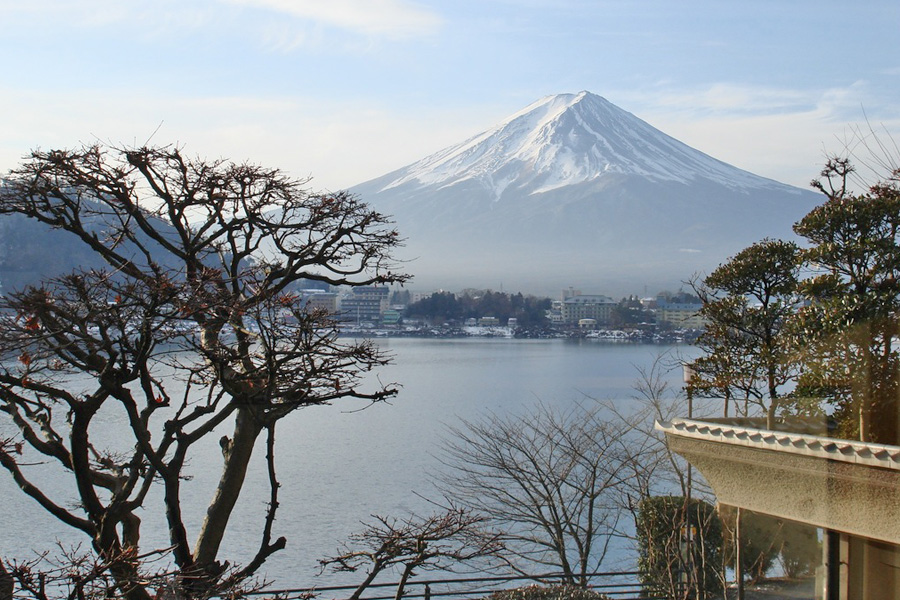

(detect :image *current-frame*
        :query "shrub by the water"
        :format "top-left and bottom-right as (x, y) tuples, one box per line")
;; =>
(485, 584), (610, 600)
(636, 496), (723, 598)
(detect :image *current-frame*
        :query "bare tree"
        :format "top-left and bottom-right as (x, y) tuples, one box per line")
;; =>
(437, 403), (628, 587)
(0, 143), (408, 598)
(1, 544), (214, 600)
(603, 353), (725, 599)
(604, 356), (688, 508)
(320, 504), (504, 600)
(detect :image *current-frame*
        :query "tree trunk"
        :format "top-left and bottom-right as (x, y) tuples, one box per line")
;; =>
(108, 556), (154, 600)
(394, 562), (416, 600)
(858, 345), (874, 443)
(193, 406), (263, 573)
(0, 560), (13, 600)
(766, 367), (778, 430)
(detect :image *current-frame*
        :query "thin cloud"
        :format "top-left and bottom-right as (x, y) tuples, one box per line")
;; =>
(0, 1), (227, 40)
(223, 0), (443, 38)
(0, 0), (442, 44)
(606, 81), (900, 187)
(621, 80), (893, 124)
(647, 83), (814, 115)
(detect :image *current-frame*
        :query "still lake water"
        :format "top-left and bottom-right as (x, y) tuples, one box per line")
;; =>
(1, 338), (698, 588)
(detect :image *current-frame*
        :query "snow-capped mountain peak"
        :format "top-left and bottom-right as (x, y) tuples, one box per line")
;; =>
(351, 92), (820, 295)
(379, 91), (781, 199)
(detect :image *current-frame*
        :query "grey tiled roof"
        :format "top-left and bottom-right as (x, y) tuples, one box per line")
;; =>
(656, 418), (900, 470)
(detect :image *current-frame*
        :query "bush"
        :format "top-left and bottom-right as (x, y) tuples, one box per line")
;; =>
(485, 584), (610, 600)
(636, 496), (723, 599)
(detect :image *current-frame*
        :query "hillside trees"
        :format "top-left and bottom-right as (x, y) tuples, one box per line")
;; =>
(406, 291), (462, 323)
(0, 143), (408, 598)
(609, 296), (652, 328)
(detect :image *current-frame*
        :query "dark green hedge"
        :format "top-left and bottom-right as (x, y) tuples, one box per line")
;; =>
(636, 496), (722, 598)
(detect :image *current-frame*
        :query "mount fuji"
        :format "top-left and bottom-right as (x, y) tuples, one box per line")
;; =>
(351, 92), (822, 295)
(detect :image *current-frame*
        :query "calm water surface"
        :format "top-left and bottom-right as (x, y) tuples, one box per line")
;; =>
(0, 338), (698, 587)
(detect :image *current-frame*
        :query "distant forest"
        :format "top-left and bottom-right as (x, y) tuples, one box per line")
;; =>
(406, 290), (551, 327)
(0, 213), (108, 292)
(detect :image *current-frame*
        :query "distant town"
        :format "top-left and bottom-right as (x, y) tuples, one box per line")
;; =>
(298, 284), (706, 342)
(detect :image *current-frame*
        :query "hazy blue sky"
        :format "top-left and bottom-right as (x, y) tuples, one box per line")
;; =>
(1, 0), (898, 190)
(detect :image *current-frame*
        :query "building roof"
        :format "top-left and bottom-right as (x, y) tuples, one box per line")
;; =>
(656, 417), (900, 471)
(657, 302), (703, 311)
(657, 417), (900, 544)
(563, 295), (615, 304)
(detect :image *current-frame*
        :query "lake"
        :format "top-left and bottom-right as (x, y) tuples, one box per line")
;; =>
(0, 338), (699, 589)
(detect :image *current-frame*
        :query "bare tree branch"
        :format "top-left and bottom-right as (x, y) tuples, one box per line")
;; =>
(437, 403), (627, 587)
(320, 504), (504, 600)
(0, 142), (409, 598)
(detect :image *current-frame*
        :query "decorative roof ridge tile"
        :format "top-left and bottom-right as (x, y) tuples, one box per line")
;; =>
(655, 417), (900, 470)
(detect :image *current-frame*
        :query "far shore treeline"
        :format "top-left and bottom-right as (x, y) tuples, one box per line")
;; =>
(404, 290), (551, 327)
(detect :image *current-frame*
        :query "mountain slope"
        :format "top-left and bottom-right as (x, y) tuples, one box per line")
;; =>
(356, 92), (822, 295)
(375, 92), (779, 195)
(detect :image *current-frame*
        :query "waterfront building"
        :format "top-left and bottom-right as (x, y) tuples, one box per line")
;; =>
(299, 289), (339, 315)
(656, 300), (707, 329)
(340, 286), (390, 325)
(381, 309), (401, 326)
(560, 294), (617, 325)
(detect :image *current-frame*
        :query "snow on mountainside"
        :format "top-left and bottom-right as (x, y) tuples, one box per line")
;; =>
(352, 92), (822, 295)
(377, 91), (792, 198)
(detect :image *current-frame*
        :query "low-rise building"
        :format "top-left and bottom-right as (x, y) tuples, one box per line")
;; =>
(299, 289), (338, 315)
(656, 300), (707, 329)
(381, 309), (401, 326)
(578, 318), (597, 330)
(658, 417), (900, 599)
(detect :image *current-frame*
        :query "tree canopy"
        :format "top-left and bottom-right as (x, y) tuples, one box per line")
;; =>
(690, 239), (801, 426)
(792, 158), (900, 442)
(690, 155), (900, 443)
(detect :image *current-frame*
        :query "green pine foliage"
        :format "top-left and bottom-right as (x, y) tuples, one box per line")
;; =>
(691, 156), (900, 444)
(791, 159), (900, 443)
